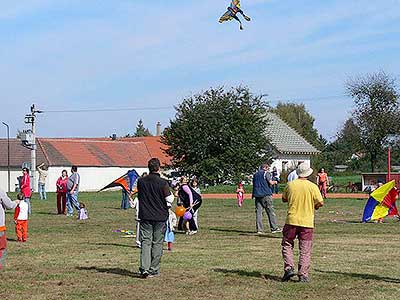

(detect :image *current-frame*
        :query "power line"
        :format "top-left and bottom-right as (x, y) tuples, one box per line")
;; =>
(40, 94), (350, 114)
(43, 106), (174, 113)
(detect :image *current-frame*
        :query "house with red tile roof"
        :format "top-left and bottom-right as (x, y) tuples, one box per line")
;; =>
(0, 136), (171, 192)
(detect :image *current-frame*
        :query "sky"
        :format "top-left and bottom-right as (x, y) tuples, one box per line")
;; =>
(0, 0), (399, 140)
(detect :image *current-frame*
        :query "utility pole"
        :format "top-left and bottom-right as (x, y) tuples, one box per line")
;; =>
(24, 104), (42, 192)
(2, 122), (10, 192)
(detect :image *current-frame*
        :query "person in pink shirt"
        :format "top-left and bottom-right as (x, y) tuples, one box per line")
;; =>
(56, 170), (68, 214)
(20, 168), (32, 214)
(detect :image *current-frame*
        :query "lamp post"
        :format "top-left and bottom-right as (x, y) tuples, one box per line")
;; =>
(2, 122), (10, 192)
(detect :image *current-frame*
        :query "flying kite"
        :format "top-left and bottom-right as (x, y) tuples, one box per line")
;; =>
(219, 0), (251, 30)
(98, 169), (140, 193)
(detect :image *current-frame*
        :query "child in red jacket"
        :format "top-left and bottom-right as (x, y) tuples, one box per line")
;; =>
(14, 193), (29, 242)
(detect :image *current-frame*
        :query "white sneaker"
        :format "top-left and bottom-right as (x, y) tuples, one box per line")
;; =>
(188, 231), (197, 235)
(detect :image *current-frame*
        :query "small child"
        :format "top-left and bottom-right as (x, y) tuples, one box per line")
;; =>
(14, 193), (28, 242)
(236, 182), (245, 207)
(165, 193), (177, 251)
(77, 202), (88, 220)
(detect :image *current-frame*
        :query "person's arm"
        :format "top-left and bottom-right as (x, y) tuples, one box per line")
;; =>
(282, 185), (289, 203)
(0, 190), (19, 210)
(69, 175), (79, 193)
(265, 172), (277, 186)
(182, 185), (194, 206)
(314, 186), (324, 209)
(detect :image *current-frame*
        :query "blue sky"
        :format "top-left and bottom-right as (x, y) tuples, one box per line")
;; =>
(0, 0), (399, 140)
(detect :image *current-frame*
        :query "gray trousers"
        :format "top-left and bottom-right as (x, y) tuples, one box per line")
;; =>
(139, 220), (166, 275)
(255, 196), (278, 232)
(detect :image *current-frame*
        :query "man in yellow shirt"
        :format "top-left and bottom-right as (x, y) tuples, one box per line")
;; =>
(281, 163), (324, 283)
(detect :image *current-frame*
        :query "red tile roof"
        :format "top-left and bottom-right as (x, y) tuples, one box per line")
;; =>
(0, 137), (172, 168)
(0, 139), (47, 168)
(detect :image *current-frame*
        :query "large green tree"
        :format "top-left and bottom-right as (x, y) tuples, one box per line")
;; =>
(272, 102), (325, 150)
(162, 86), (270, 184)
(346, 71), (400, 172)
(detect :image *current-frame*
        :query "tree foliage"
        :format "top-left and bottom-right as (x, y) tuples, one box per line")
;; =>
(346, 71), (400, 171)
(272, 102), (325, 150)
(162, 86), (270, 184)
(133, 119), (152, 137)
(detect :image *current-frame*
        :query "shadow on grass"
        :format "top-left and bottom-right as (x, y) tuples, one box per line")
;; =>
(6, 237), (17, 242)
(35, 211), (58, 215)
(210, 228), (282, 238)
(91, 242), (136, 248)
(213, 268), (281, 282)
(210, 228), (255, 234)
(76, 266), (140, 278)
(315, 269), (400, 283)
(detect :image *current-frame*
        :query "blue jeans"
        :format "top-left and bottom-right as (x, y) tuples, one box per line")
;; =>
(38, 183), (46, 200)
(121, 191), (129, 210)
(66, 191), (80, 215)
(25, 197), (31, 215)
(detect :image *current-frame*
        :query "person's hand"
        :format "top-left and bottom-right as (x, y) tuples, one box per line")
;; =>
(15, 200), (20, 205)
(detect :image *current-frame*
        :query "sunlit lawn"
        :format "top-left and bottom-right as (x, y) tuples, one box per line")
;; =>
(1, 192), (399, 300)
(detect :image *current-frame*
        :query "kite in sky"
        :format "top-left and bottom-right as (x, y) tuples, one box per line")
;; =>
(362, 180), (399, 222)
(219, 0), (251, 30)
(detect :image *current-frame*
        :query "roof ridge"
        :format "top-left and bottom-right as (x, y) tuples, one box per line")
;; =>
(36, 139), (51, 165)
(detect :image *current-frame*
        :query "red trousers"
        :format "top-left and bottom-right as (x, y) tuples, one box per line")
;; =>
(281, 224), (314, 278)
(0, 232), (6, 270)
(15, 220), (28, 242)
(57, 192), (67, 214)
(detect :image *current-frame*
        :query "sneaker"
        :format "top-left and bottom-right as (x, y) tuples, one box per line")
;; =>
(271, 228), (282, 234)
(298, 275), (310, 283)
(257, 231), (264, 235)
(148, 272), (160, 278)
(140, 272), (149, 279)
(188, 231), (197, 235)
(282, 268), (295, 282)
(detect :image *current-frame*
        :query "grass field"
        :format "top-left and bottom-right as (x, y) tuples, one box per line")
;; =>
(1, 192), (399, 300)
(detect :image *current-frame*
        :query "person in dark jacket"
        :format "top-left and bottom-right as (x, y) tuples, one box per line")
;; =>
(252, 163), (281, 234)
(137, 158), (170, 278)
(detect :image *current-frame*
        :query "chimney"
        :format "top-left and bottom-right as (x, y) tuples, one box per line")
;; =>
(111, 134), (117, 140)
(156, 122), (161, 136)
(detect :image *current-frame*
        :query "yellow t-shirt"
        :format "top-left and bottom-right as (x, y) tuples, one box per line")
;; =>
(282, 179), (323, 228)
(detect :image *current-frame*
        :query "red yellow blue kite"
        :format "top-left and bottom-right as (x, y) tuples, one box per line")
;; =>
(362, 180), (399, 222)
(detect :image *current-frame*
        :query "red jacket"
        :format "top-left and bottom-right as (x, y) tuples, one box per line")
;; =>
(20, 173), (32, 198)
(56, 176), (68, 193)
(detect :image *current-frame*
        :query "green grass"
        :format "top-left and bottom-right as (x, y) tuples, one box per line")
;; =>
(1, 192), (399, 300)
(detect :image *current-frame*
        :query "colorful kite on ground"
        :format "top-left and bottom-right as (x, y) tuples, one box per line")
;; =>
(219, 0), (251, 30)
(362, 180), (399, 222)
(99, 169), (140, 193)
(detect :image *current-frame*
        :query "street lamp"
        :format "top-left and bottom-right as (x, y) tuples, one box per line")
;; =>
(2, 122), (10, 192)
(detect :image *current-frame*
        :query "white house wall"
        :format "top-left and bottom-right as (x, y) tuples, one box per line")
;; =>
(270, 154), (312, 174)
(0, 167), (148, 193)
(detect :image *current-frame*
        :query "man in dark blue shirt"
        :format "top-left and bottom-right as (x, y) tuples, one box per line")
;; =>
(252, 163), (281, 234)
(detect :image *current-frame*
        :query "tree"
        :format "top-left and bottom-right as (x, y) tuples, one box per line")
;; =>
(134, 119), (152, 137)
(162, 86), (270, 184)
(346, 71), (400, 172)
(272, 102), (325, 150)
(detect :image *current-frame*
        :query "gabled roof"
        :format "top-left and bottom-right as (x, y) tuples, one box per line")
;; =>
(0, 139), (47, 168)
(37, 138), (152, 167)
(0, 137), (171, 168)
(119, 136), (171, 166)
(265, 112), (320, 155)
